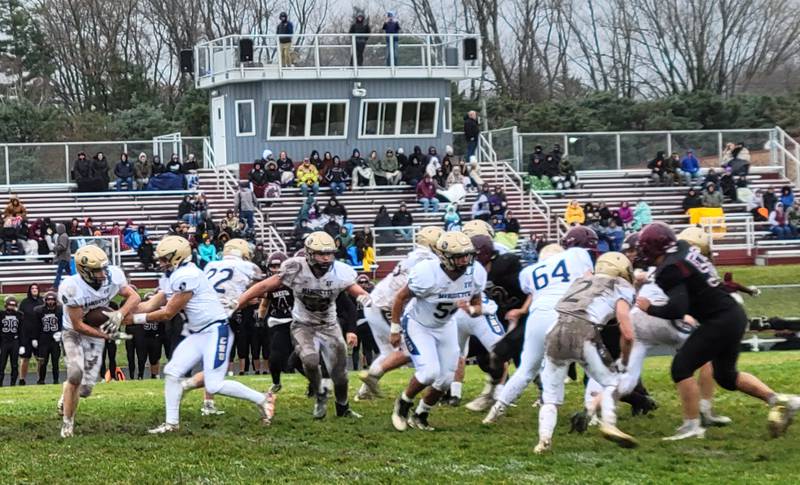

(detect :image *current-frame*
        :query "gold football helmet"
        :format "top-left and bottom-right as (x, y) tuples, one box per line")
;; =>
(75, 245), (109, 289)
(304, 231), (337, 273)
(416, 226), (444, 250)
(155, 236), (192, 273)
(434, 231), (475, 273)
(595, 251), (633, 282)
(223, 238), (252, 260)
(462, 219), (495, 238)
(678, 226), (711, 257)
(538, 243), (564, 262)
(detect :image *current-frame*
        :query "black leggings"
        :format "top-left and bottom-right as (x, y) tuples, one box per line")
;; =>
(671, 305), (748, 391)
(37, 337), (61, 384)
(0, 338), (19, 386)
(99, 340), (117, 379)
(252, 326), (270, 361)
(268, 324), (292, 385)
(137, 335), (161, 378)
(236, 308), (256, 369)
(352, 324), (378, 370)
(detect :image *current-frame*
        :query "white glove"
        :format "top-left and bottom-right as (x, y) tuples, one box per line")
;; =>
(18, 346), (25, 356)
(611, 359), (627, 374)
(53, 331), (62, 343)
(357, 294), (373, 308)
(31, 339), (38, 349)
(748, 286), (761, 297)
(101, 310), (123, 335)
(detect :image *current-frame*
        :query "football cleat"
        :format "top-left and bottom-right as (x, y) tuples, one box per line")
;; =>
(354, 385), (373, 402)
(631, 395), (659, 416)
(569, 410), (589, 434)
(335, 402), (362, 419)
(533, 439), (552, 454)
(313, 389), (329, 419)
(482, 401), (508, 424)
(407, 412), (435, 431)
(599, 422), (638, 448)
(148, 422), (180, 434)
(465, 393), (495, 412)
(663, 422), (706, 441)
(445, 396), (461, 407)
(392, 398), (413, 432)
(768, 394), (800, 438)
(201, 400), (225, 416)
(358, 371), (382, 398)
(57, 395), (64, 417)
(60, 420), (74, 439)
(700, 410), (732, 427)
(269, 383), (282, 394)
(258, 392), (276, 425)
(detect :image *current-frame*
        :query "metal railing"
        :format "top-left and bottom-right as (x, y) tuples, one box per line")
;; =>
(700, 214), (755, 256)
(774, 126), (800, 188)
(195, 33), (481, 86)
(372, 225), (418, 261)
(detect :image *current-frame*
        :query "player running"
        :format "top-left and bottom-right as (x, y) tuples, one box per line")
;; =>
(536, 252), (638, 453)
(635, 222), (800, 440)
(258, 251), (294, 393)
(356, 226), (442, 401)
(57, 245), (141, 438)
(236, 231), (371, 419)
(129, 236), (274, 434)
(483, 226), (597, 424)
(390, 231), (486, 431)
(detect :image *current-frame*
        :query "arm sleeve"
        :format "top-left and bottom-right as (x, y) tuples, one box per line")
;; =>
(646, 283), (689, 320)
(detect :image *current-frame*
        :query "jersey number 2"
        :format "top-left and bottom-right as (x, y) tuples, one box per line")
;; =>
(531, 260), (570, 290)
(205, 268), (234, 294)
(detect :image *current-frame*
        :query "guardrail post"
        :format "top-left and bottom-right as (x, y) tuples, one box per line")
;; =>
(666, 132), (672, 158)
(64, 144), (70, 183)
(563, 134), (569, 159)
(615, 134), (621, 170)
(4, 145), (9, 186)
(717, 131), (723, 163)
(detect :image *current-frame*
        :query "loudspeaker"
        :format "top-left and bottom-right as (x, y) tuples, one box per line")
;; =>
(463, 38), (477, 61)
(239, 38), (254, 63)
(179, 49), (194, 73)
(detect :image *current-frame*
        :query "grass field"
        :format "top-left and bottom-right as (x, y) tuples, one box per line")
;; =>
(3, 353), (800, 484)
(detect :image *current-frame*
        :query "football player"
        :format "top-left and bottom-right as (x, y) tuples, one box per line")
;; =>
(259, 251), (293, 393)
(536, 252), (637, 453)
(128, 236), (274, 434)
(390, 231), (487, 431)
(635, 222), (800, 440)
(57, 245), (141, 438)
(462, 219), (507, 254)
(236, 231), (370, 419)
(483, 226), (597, 425)
(0, 297), (22, 386)
(34, 292), (63, 384)
(356, 226), (442, 401)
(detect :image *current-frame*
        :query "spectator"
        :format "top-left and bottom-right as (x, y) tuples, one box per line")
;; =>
(445, 165), (466, 189)
(107, 221), (127, 250)
(431, 146), (444, 173)
(668, 152), (682, 185)
(780, 186), (795, 209)
(442, 145), (455, 167)
(610, 210), (624, 228)
(769, 202), (796, 239)
(194, 193), (209, 223)
(166, 153), (182, 174)
(433, 168), (446, 188)
(564, 200), (585, 226)
(788, 200), (800, 228)
(725, 143), (751, 177)
(471, 185), (491, 221)
(648, 151), (670, 186)
(721, 142), (736, 165)
(550, 144), (563, 163)
(382, 11), (400, 65)
(631, 200), (652, 231)
(763, 187), (778, 212)
(703, 168), (720, 189)
(265, 160), (281, 185)
(114, 153), (134, 191)
(747, 189), (768, 222)
(134, 152), (152, 190)
(151, 155), (165, 175)
(529, 145), (546, 169)
(463, 111), (480, 161)
(182, 153), (199, 172)
(351, 149), (376, 189)
(367, 150), (384, 184)
(251, 242), (268, 273)
(277, 151), (295, 187)
(490, 186), (508, 215)
(504, 209), (520, 234)
(178, 195), (195, 225)
(223, 209), (238, 235)
(197, 236), (218, 268)
(67, 217), (80, 237)
(416, 174), (440, 212)
(138, 236), (155, 271)
(52, 223), (70, 288)
(325, 157), (350, 195)
(72, 152), (94, 192)
(597, 202), (612, 226)
(543, 154), (560, 182)
(719, 167), (738, 202)
(336, 226), (354, 254)
(396, 147), (409, 172)
(80, 217), (95, 237)
(443, 203), (461, 231)
(295, 158), (320, 197)
(234, 182), (258, 234)
(732, 141), (751, 162)
(323, 196), (348, 225)
(403, 153), (425, 187)
(527, 147), (552, 191)
(373, 205), (393, 241)
(309, 150), (325, 173)
(409, 145), (429, 169)
(391, 202), (413, 240)
(320, 151), (334, 175)
(553, 158), (577, 190)
(519, 233), (539, 266)
(3, 194), (26, 219)
(682, 188), (703, 212)
(349, 13), (370, 66)
(380, 149), (402, 185)
(680, 149), (701, 185)
(277, 12), (294, 66)
(604, 219), (625, 251)
(91, 152), (110, 191)
(702, 183), (723, 208)
(248, 160), (269, 198)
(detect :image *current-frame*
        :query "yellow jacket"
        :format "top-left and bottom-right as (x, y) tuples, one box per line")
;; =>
(295, 163), (319, 186)
(564, 202), (585, 225)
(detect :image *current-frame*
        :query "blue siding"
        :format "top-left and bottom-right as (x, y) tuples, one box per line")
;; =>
(212, 78), (455, 164)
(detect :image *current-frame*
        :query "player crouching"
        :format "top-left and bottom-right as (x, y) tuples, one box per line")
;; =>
(57, 245), (141, 438)
(390, 232), (486, 431)
(128, 236), (274, 433)
(536, 252), (637, 453)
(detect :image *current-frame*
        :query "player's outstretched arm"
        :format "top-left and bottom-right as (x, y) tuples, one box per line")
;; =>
(67, 306), (110, 340)
(346, 282), (372, 308)
(117, 285), (142, 318)
(123, 292), (166, 324)
(133, 292), (191, 324)
(236, 275), (282, 311)
(616, 300), (634, 366)
(505, 294), (533, 326)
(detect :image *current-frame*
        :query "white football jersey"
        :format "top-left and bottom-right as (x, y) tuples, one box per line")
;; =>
(406, 259), (487, 328)
(204, 256), (263, 301)
(59, 266), (128, 330)
(159, 262), (227, 332)
(555, 275), (635, 326)
(371, 247), (437, 309)
(280, 257), (357, 325)
(519, 247), (594, 312)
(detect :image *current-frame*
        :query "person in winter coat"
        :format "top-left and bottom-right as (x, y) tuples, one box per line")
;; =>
(769, 202), (797, 239)
(380, 148), (402, 185)
(134, 152), (152, 190)
(295, 158), (320, 197)
(680, 149), (701, 185)
(719, 168), (738, 202)
(682, 188), (703, 212)
(325, 157), (350, 195)
(197, 236), (218, 268)
(648, 151), (670, 186)
(780, 186), (795, 209)
(277, 151), (295, 187)
(349, 13), (371, 66)
(391, 202), (414, 240)
(631, 201), (652, 231)
(3, 194), (26, 219)
(564, 200), (585, 225)
(442, 203), (461, 231)
(72, 152), (94, 192)
(403, 154), (425, 187)
(323, 196), (348, 224)
(247, 160), (269, 198)
(234, 182), (258, 233)
(702, 183), (724, 208)
(276, 11), (294, 66)
(463, 110), (480, 161)
(91, 152), (110, 191)
(18, 283), (42, 386)
(52, 223), (71, 288)
(351, 149), (376, 188)
(151, 155), (166, 175)
(114, 153), (135, 190)
(416, 174), (439, 212)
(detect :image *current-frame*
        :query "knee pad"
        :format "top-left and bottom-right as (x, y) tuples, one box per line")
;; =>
(79, 384), (93, 398)
(713, 367), (738, 391)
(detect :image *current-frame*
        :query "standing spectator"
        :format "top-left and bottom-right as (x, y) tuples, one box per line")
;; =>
(382, 11), (400, 65)
(0, 297), (22, 386)
(682, 188), (703, 212)
(295, 158), (320, 197)
(248, 160), (269, 198)
(325, 156), (350, 195)
(769, 202), (796, 239)
(114, 153), (134, 191)
(91, 152), (110, 191)
(416, 174), (440, 212)
(52, 223), (70, 289)
(631, 200), (652, 231)
(349, 13), (370, 66)
(391, 202), (414, 240)
(351, 149), (376, 188)
(197, 236), (218, 268)
(564, 200), (585, 226)
(277, 12), (294, 66)
(234, 182), (258, 234)
(18, 283), (42, 386)
(277, 151), (295, 187)
(134, 152), (152, 190)
(380, 148), (402, 185)
(463, 110), (480, 161)
(702, 183), (723, 208)
(72, 152), (93, 192)
(3, 194), (26, 219)
(680, 149), (701, 185)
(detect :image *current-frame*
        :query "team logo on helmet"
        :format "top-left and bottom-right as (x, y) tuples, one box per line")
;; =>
(155, 236), (192, 273)
(416, 226), (444, 251)
(434, 232), (475, 274)
(74, 245), (110, 290)
(304, 231), (336, 273)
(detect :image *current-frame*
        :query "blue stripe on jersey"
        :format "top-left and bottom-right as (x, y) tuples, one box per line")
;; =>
(485, 315), (505, 336)
(213, 324), (231, 368)
(401, 314), (419, 356)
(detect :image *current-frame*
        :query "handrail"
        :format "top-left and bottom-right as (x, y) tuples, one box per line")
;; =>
(774, 126), (800, 187)
(556, 217), (569, 244)
(700, 214), (754, 256)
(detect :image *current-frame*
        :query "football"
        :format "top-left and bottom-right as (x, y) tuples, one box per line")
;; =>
(83, 306), (113, 327)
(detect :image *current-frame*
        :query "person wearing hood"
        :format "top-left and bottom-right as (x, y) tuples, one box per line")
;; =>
(648, 151), (669, 186)
(134, 152), (152, 190)
(719, 167), (738, 202)
(248, 160), (269, 198)
(72, 152), (93, 192)
(682, 188), (703, 212)
(325, 156), (350, 195)
(528, 146), (547, 178)
(631, 200), (652, 231)
(349, 12), (371, 66)
(52, 223), (71, 288)
(391, 202), (414, 240)
(296, 157), (320, 197)
(114, 153), (135, 191)
(3, 194), (26, 219)
(564, 200), (585, 226)
(553, 158), (577, 190)
(350, 149), (376, 189)
(265, 160), (281, 185)
(425, 147), (441, 178)
(408, 145), (429, 168)
(396, 147), (409, 171)
(382, 11), (400, 65)
(680, 149), (701, 185)
(416, 174), (440, 212)
(323, 196), (348, 223)
(380, 148), (402, 185)
(402, 153), (425, 187)
(91, 152), (110, 191)
(769, 202), (796, 239)
(442, 203), (461, 231)
(18, 283), (42, 386)
(151, 155), (165, 176)
(702, 182), (723, 208)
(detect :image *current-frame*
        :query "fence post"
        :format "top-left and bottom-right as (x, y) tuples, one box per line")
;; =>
(4, 145), (9, 186)
(563, 134), (569, 159)
(64, 144), (70, 183)
(666, 132), (672, 158)
(717, 132), (723, 163)
(615, 134), (621, 170)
